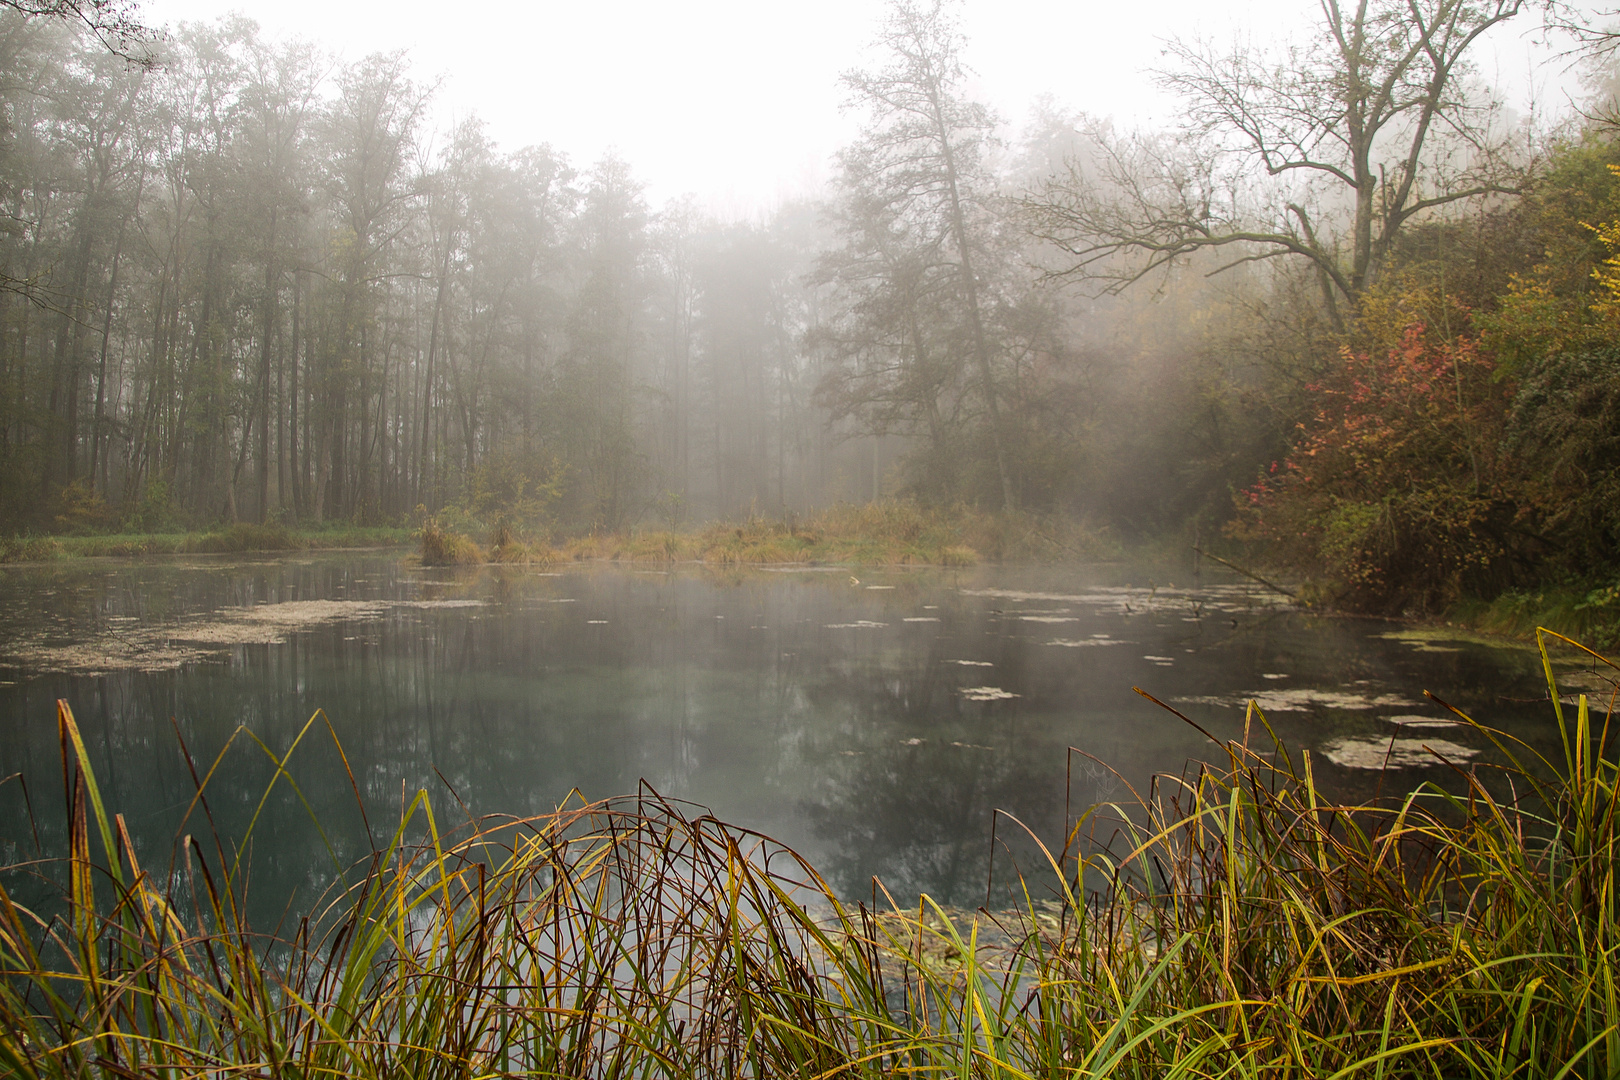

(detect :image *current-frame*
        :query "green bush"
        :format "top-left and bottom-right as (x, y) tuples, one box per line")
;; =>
(120, 479), (182, 533)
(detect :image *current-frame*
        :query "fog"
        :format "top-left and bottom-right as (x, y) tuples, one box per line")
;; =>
(0, 0), (1612, 597)
(132, 0), (1568, 214)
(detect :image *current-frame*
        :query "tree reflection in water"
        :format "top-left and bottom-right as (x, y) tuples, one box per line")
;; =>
(0, 554), (1557, 923)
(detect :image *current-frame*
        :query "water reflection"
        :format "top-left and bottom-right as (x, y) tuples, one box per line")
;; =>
(0, 555), (1561, 915)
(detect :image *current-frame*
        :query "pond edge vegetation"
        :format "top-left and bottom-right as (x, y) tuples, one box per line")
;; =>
(416, 501), (1101, 570)
(10, 499), (1614, 653)
(1, 629), (1615, 1078)
(0, 523), (410, 563)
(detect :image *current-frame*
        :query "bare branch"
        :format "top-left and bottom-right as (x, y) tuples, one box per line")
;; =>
(1027, 0), (1533, 309)
(1, 0), (161, 67)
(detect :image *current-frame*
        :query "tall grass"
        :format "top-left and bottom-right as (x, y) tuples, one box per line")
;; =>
(2, 629), (1615, 1078)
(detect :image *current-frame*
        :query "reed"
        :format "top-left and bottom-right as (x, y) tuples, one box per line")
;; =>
(1, 629), (1614, 1078)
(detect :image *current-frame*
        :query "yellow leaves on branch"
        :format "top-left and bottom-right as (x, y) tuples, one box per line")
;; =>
(1589, 164), (1620, 322)
(1483, 162), (1620, 369)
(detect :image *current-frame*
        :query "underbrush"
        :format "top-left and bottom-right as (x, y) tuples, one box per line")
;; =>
(3, 631), (1614, 1078)
(1452, 577), (1620, 649)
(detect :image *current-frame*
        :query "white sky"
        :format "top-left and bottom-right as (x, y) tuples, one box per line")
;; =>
(135, 0), (1585, 218)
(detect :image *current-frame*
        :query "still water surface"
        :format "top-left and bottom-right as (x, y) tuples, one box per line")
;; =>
(0, 552), (1561, 911)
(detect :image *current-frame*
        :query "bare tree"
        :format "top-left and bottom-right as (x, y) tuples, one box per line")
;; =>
(0, 0), (155, 65)
(1027, 0), (1530, 327)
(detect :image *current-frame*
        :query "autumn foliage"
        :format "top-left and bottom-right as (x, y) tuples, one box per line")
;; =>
(1235, 316), (1516, 610)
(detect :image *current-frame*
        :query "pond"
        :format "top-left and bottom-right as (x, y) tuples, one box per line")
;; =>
(0, 551), (1578, 913)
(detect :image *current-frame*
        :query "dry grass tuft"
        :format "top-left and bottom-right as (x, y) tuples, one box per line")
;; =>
(420, 518), (485, 565)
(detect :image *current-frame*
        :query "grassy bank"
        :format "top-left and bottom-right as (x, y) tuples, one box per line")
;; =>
(4, 630), (1616, 1078)
(1208, 547), (1620, 649)
(0, 522), (411, 562)
(421, 501), (1112, 568)
(1446, 578), (1620, 651)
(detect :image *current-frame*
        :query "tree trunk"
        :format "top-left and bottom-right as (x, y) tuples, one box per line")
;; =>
(257, 208), (278, 523)
(930, 87), (1013, 510)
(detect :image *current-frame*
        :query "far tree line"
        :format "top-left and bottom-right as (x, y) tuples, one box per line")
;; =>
(5, 0), (1620, 612)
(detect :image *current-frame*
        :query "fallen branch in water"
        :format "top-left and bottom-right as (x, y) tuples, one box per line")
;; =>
(1193, 545), (1298, 600)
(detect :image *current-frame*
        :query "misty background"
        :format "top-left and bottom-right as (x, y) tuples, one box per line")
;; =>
(6, 0), (1620, 618)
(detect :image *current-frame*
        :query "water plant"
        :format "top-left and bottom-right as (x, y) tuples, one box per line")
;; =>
(0, 629), (1614, 1077)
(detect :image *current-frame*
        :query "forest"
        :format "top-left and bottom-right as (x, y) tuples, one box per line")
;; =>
(11, 6), (1620, 1077)
(4, 0), (1620, 621)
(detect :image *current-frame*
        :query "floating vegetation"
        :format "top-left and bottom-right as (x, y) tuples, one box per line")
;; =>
(1385, 714), (1465, 729)
(959, 685), (1018, 701)
(1, 637), (211, 675)
(394, 598), (486, 609)
(175, 599), (391, 644)
(0, 598), (487, 675)
(1174, 687), (1419, 712)
(1320, 734), (1479, 769)
(962, 582), (1293, 615)
(1559, 668), (1619, 696)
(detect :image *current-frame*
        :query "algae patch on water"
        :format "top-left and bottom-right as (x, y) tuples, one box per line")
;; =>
(173, 600), (391, 645)
(1043, 637), (1128, 647)
(1321, 735), (1479, 769)
(1, 598), (487, 675)
(1173, 687), (1419, 712)
(960, 686), (1019, 701)
(962, 583), (1292, 615)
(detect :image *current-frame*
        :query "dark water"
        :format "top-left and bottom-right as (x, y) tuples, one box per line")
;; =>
(0, 553), (1564, 911)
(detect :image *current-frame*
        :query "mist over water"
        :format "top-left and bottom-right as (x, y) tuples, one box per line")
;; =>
(0, 554), (1555, 913)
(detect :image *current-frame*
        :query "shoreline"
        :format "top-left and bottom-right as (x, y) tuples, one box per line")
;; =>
(9, 520), (1605, 648)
